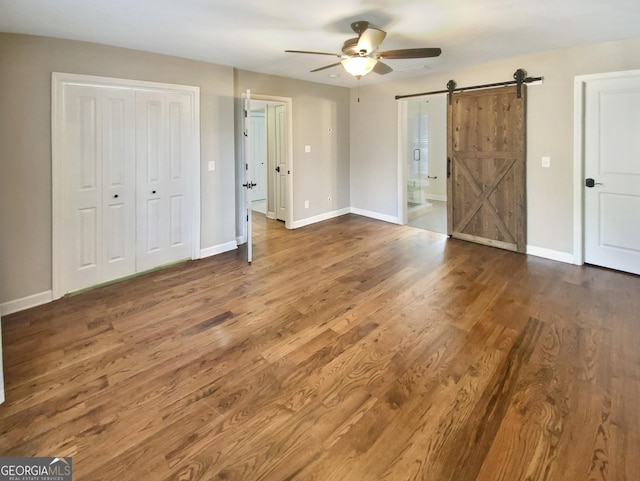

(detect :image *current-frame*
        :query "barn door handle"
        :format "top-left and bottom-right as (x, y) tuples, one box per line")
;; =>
(585, 178), (602, 188)
(447, 158), (451, 178)
(428, 176), (438, 179)
(276, 166), (280, 172)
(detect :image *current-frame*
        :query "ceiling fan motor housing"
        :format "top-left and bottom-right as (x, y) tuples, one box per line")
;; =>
(342, 38), (364, 57)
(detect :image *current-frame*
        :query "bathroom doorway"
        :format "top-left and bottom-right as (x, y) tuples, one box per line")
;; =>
(399, 94), (447, 234)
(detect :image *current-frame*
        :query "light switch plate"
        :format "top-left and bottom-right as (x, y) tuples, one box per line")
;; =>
(541, 156), (551, 168)
(305, 145), (311, 153)
(208, 161), (215, 171)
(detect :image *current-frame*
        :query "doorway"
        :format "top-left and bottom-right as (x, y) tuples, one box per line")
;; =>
(238, 94), (293, 251)
(398, 94), (447, 234)
(249, 99), (288, 222)
(574, 70), (640, 275)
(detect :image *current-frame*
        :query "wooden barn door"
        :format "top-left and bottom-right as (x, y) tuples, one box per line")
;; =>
(447, 85), (526, 252)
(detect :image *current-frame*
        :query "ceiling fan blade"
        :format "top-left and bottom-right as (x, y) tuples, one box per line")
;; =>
(285, 50), (340, 57)
(310, 62), (342, 73)
(377, 48), (442, 59)
(357, 27), (387, 54)
(373, 61), (393, 75)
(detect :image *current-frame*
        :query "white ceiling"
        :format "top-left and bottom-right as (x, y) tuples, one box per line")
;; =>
(1, 0), (640, 87)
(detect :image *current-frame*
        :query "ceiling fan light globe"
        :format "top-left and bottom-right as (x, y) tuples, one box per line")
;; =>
(341, 57), (377, 77)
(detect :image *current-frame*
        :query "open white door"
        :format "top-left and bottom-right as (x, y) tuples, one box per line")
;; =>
(242, 90), (256, 263)
(584, 71), (640, 275)
(274, 104), (288, 221)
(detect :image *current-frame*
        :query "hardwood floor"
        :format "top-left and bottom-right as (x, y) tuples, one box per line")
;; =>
(1, 213), (639, 480)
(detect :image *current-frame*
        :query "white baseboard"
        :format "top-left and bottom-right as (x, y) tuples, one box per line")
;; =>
(290, 207), (351, 229)
(236, 235), (246, 246)
(526, 245), (575, 265)
(1, 290), (53, 316)
(1, 243), (238, 316)
(350, 207), (401, 225)
(201, 241), (238, 259)
(266, 212), (276, 220)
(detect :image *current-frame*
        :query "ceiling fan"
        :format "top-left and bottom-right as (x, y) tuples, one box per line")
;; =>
(285, 21), (442, 78)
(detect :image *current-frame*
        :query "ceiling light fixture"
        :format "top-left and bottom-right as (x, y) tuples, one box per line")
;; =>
(341, 56), (377, 78)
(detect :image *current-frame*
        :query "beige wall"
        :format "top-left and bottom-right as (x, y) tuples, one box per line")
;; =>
(234, 70), (351, 233)
(0, 33), (236, 304)
(350, 37), (640, 255)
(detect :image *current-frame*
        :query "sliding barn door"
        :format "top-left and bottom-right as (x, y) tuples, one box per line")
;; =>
(447, 85), (526, 252)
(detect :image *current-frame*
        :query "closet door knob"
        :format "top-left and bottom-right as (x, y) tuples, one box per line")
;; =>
(152, 190), (157, 194)
(113, 194), (119, 198)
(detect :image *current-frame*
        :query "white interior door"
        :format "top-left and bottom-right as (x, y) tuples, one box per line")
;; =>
(136, 91), (193, 272)
(584, 71), (640, 275)
(62, 84), (136, 292)
(274, 104), (287, 221)
(243, 90), (254, 263)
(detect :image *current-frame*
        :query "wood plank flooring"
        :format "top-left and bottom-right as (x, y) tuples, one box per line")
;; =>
(1, 213), (639, 480)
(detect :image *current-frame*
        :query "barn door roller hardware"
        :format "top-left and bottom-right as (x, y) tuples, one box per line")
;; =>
(395, 69), (543, 102)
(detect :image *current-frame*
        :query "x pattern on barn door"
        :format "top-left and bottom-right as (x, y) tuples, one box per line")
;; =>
(447, 85), (526, 253)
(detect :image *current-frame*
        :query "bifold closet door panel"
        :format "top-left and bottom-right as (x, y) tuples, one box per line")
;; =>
(102, 89), (137, 281)
(62, 84), (136, 292)
(135, 91), (193, 272)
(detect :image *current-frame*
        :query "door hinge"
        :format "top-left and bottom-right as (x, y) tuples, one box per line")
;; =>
(447, 157), (451, 178)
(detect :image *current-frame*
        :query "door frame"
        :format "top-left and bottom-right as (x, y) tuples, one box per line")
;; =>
(396, 93), (448, 226)
(51, 72), (201, 300)
(572, 69), (640, 265)
(239, 93), (293, 234)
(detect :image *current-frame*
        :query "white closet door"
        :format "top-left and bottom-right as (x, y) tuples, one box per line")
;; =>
(62, 84), (136, 292)
(103, 90), (137, 281)
(136, 91), (193, 272)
